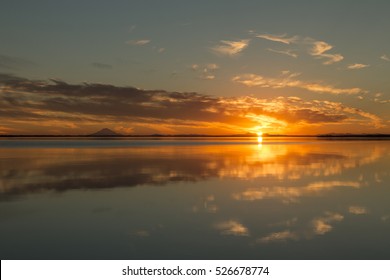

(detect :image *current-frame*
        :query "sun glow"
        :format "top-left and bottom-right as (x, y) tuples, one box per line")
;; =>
(257, 131), (263, 143)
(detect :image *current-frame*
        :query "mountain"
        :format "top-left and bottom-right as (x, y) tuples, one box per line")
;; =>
(89, 128), (121, 136)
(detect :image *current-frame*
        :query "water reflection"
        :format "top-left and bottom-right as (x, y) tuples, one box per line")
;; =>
(232, 181), (362, 204)
(0, 139), (389, 259)
(0, 141), (387, 197)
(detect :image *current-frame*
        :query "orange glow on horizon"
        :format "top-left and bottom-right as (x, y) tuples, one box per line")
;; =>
(257, 131), (263, 143)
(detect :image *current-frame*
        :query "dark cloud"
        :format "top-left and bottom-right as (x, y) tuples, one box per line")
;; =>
(0, 73), (223, 122)
(0, 73), (383, 134)
(290, 109), (348, 123)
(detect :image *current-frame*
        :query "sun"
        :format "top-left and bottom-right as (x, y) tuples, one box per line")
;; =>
(257, 131), (263, 143)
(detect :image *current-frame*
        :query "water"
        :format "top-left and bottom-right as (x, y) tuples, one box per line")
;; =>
(0, 137), (389, 259)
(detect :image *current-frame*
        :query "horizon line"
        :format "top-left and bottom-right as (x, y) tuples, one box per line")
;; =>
(1, 133), (390, 138)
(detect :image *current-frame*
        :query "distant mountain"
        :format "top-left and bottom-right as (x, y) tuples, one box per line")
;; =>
(89, 128), (121, 136)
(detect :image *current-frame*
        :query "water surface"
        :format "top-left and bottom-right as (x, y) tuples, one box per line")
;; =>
(0, 137), (389, 259)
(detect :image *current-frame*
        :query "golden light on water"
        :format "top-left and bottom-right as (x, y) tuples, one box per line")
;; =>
(257, 131), (263, 150)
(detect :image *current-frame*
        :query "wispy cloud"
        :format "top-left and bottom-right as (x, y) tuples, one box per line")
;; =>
(190, 63), (219, 80)
(205, 63), (219, 70)
(373, 93), (390, 104)
(309, 40), (343, 65)
(126, 39), (151, 46)
(310, 40), (333, 55)
(252, 32), (344, 65)
(214, 220), (249, 236)
(380, 54), (390, 61)
(258, 230), (298, 243)
(232, 72), (362, 95)
(211, 39), (250, 56)
(267, 48), (298, 58)
(347, 63), (369, 70)
(0, 125), (15, 134)
(256, 33), (298, 45)
(348, 206), (368, 215)
(202, 75), (215, 80)
(306, 181), (361, 190)
(312, 212), (343, 235)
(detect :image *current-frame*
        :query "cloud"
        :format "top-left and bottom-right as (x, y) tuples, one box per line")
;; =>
(190, 64), (199, 71)
(306, 181), (361, 190)
(258, 230), (298, 243)
(380, 54), (390, 62)
(202, 75), (215, 80)
(206, 63), (219, 70)
(309, 40), (343, 65)
(372, 93), (390, 104)
(310, 41), (333, 55)
(114, 126), (134, 134)
(190, 63), (219, 80)
(214, 220), (249, 236)
(91, 62), (113, 69)
(211, 39), (250, 56)
(0, 125), (15, 134)
(251, 32), (344, 65)
(267, 48), (298, 58)
(0, 73), (385, 134)
(305, 39), (343, 65)
(348, 206), (368, 215)
(126, 39), (151, 46)
(256, 33), (298, 45)
(347, 63), (369, 70)
(312, 212), (343, 235)
(232, 72), (362, 95)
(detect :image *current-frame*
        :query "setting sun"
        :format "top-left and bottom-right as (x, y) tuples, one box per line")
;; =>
(257, 131), (263, 143)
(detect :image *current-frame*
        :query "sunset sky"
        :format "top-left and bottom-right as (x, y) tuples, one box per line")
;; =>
(1, 0), (389, 135)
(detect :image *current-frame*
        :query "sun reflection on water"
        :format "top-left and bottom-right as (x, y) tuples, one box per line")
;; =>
(257, 131), (263, 143)
(257, 131), (263, 149)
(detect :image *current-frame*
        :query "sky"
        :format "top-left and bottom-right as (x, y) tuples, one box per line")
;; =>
(0, 0), (389, 135)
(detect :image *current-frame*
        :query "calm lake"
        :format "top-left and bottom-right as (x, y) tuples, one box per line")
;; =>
(0, 137), (389, 259)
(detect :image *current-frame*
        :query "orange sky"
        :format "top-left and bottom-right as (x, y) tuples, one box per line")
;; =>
(0, 73), (388, 135)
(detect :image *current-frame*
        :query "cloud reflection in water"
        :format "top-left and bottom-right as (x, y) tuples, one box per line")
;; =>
(0, 139), (389, 259)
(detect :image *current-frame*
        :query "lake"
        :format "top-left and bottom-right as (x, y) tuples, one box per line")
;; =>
(0, 137), (389, 259)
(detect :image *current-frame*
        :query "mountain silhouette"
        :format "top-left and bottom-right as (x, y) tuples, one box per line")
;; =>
(89, 128), (121, 136)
